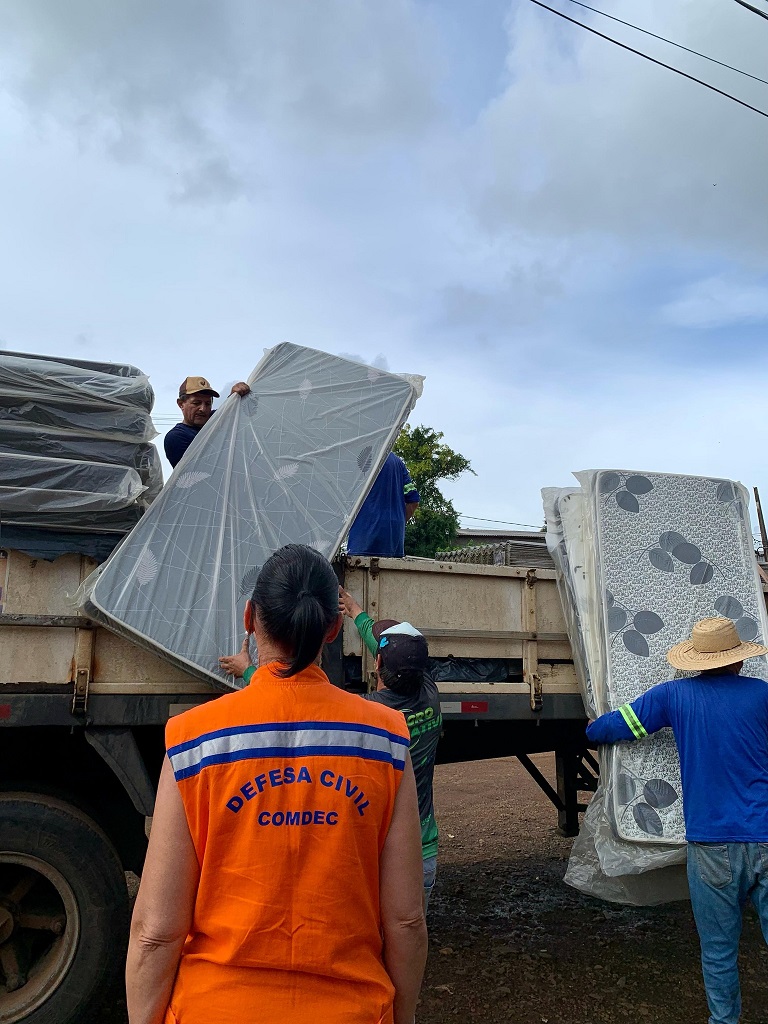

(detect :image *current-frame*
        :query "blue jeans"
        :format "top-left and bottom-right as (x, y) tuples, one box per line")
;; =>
(423, 855), (437, 912)
(687, 842), (768, 1024)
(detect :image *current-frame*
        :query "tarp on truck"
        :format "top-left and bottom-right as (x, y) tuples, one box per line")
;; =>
(545, 470), (768, 902)
(81, 343), (422, 688)
(0, 523), (125, 561)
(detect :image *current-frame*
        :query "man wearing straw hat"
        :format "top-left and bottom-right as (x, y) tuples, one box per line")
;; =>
(587, 617), (768, 1024)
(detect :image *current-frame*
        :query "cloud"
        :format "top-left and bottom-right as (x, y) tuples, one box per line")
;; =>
(0, 0), (440, 201)
(462, 0), (768, 259)
(171, 157), (244, 206)
(660, 275), (768, 328)
(338, 352), (390, 371)
(1, 0), (767, 533)
(435, 257), (567, 333)
(430, 352), (768, 530)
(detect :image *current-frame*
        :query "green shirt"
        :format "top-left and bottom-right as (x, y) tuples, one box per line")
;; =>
(354, 611), (441, 859)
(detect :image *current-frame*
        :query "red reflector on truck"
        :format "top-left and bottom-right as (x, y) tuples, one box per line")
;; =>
(461, 701), (488, 713)
(0, 705), (11, 720)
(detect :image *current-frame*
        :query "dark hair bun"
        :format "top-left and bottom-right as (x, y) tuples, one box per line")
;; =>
(252, 545), (338, 677)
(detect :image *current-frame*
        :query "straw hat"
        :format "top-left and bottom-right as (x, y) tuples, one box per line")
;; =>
(667, 616), (768, 671)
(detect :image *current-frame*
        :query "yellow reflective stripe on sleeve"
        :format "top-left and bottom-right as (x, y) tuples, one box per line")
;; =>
(404, 483), (418, 495)
(619, 704), (648, 739)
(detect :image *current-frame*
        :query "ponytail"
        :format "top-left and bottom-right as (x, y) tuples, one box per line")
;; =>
(252, 544), (338, 677)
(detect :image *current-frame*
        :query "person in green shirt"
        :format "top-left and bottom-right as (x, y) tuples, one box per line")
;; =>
(340, 588), (441, 909)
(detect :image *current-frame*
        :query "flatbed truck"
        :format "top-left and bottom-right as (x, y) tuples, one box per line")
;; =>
(0, 544), (594, 1023)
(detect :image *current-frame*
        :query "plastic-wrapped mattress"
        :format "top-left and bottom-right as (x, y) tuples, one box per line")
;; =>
(0, 350), (155, 410)
(81, 343), (422, 687)
(0, 350), (161, 536)
(544, 469), (768, 901)
(543, 487), (598, 718)
(3, 505), (145, 534)
(0, 394), (156, 444)
(0, 453), (143, 512)
(0, 428), (163, 502)
(582, 469), (768, 845)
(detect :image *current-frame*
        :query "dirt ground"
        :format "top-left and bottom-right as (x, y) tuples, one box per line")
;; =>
(420, 756), (767, 1024)
(110, 755), (768, 1023)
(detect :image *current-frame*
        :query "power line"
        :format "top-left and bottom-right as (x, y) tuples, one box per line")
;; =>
(731, 0), (768, 22)
(527, 0), (768, 120)
(458, 514), (542, 529)
(563, 0), (768, 87)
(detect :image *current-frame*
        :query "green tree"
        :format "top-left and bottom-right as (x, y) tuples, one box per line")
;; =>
(394, 424), (475, 558)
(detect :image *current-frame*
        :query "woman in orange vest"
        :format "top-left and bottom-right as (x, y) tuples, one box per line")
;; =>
(126, 544), (427, 1024)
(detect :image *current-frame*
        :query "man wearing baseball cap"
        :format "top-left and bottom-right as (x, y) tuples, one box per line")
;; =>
(164, 375), (250, 468)
(587, 616), (768, 1024)
(340, 588), (441, 908)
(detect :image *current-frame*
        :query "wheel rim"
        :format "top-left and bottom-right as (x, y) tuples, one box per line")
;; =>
(0, 853), (80, 1023)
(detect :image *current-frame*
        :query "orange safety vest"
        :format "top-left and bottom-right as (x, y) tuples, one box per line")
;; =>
(164, 662), (411, 1024)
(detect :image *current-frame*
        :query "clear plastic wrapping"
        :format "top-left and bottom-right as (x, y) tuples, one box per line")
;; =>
(0, 426), (161, 489)
(3, 505), (145, 534)
(0, 394), (156, 444)
(436, 539), (554, 570)
(542, 487), (597, 717)
(564, 780), (688, 905)
(578, 469), (768, 847)
(0, 453), (143, 512)
(0, 350), (155, 410)
(80, 343), (423, 687)
(0, 350), (162, 537)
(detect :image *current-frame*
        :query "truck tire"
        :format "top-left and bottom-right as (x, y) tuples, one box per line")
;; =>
(0, 792), (129, 1024)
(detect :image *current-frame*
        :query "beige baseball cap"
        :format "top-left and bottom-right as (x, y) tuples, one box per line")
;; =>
(178, 376), (220, 398)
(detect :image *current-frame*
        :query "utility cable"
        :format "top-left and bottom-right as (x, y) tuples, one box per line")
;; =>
(527, 0), (768, 120)
(458, 514), (542, 529)
(731, 0), (768, 22)
(563, 0), (768, 87)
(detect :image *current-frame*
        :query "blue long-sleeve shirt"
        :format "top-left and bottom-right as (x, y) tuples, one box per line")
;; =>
(164, 422), (203, 468)
(347, 453), (420, 558)
(587, 674), (768, 842)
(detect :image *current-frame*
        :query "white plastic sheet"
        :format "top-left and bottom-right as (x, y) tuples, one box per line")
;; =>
(81, 343), (422, 687)
(542, 487), (597, 718)
(564, 779), (689, 906)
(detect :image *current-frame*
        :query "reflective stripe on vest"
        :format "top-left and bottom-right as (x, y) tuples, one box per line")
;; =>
(168, 719), (410, 781)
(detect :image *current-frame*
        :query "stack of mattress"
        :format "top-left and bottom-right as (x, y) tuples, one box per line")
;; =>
(80, 343), (422, 688)
(0, 351), (161, 533)
(544, 470), (768, 903)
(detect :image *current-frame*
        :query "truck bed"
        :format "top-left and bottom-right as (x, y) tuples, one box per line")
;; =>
(1, 548), (584, 725)
(342, 555), (583, 720)
(0, 548), (210, 727)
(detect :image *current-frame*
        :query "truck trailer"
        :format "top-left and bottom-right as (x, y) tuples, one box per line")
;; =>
(0, 541), (599, 1024)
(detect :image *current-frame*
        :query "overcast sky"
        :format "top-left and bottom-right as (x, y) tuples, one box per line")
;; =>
(1, 0), (767, 532)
